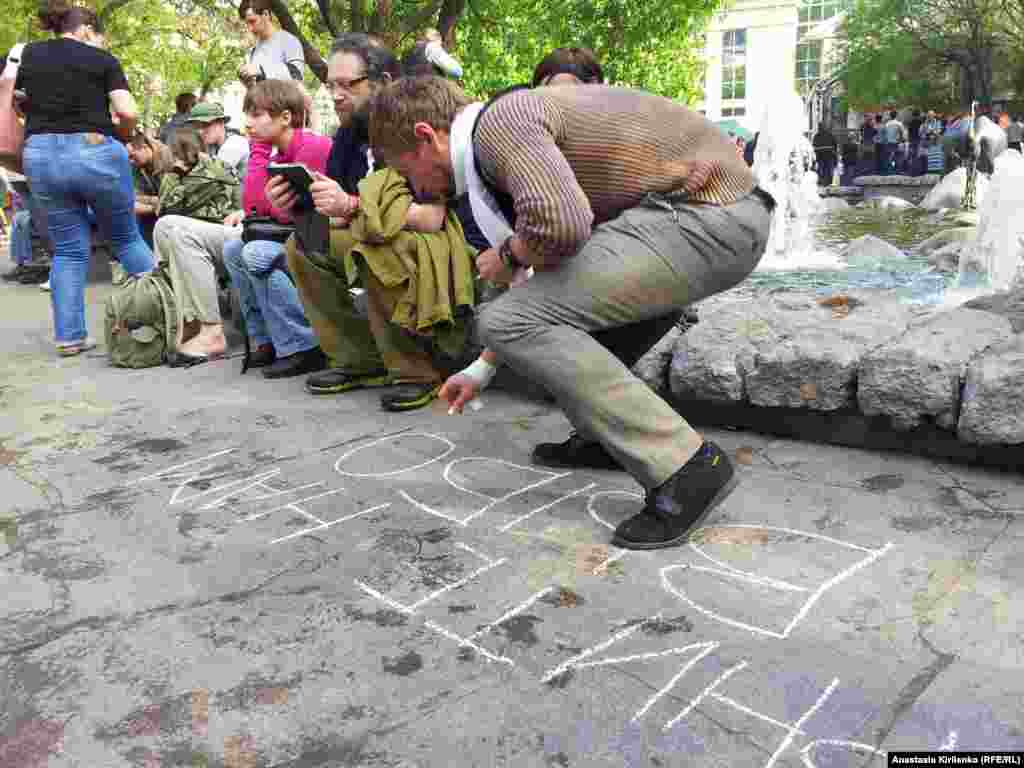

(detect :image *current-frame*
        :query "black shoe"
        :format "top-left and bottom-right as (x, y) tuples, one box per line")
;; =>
(2, 265), (28, 282)
(532, 433), (623, 471)
(262, 347), (327, 379)
(380, 382), (441, 412)
(248, 343), (276, 368)
(17, 266), (50, 285)
(306, 366), (390, 395)
(611, 441), (737, 550)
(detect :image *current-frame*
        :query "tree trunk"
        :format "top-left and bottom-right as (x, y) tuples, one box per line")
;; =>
(268, 0), (329, 82)
(437, 0), (467, 45)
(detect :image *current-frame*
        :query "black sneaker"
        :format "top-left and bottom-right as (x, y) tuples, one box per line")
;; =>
(306, 367), (390, 395)
(2, 265), (28, 282)
(17, 265), (50, 285)
(532, 433), (623, 471)
(262, 347), (327, 380)
(611, 441), (737, 550)
(380, 382), (441, 412)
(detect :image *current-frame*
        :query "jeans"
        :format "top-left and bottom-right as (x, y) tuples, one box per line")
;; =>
(223, 237), (317, 357)
(9, 210), (33, 266)
(23, 133), (154, 343)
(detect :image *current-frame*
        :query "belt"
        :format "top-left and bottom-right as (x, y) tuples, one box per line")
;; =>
(751, 186), (776, 212)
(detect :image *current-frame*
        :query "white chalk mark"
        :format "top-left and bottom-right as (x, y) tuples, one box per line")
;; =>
(127, 448), (235, 486)
(407, 557), (508, 611)
(453, 542), (499, 566)
(661, 527), (893, 639)
(201, 480), (324, 511)
(334, 433), (455, 478)
(397, 491), (466, 525)
(444, 458), (571, 525)
(243, 487), (347, 523)
(422, 619), (514, 665)
(663, 660), (748, 731)
(466, 588), (554, 642)
(540, 616), (656, 683)
(781, 542), (893, 637)
(939, 731), (958, 751)
(270, 502), (389, 544)
(498, 483), (598, 532)
(799, 740), (886, 768)
(710, 692), (806, 734)
(630, 642), (720, 722)
(762, 677), (840, 768)
(587, 490), (644, 532)
(354, 580), (514, 665)
(354, 579), (415, 615)
(170, 469), (281, 507)
(689, 546), (810, 593)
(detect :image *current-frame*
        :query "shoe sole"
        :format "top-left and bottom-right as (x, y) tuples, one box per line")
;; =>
(306, 374), (391, 395)
(611, 474), (740, 551)
(380, 384), (441, 412)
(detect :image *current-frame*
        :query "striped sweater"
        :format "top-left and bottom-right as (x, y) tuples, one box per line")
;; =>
(473, 85), (755, 267)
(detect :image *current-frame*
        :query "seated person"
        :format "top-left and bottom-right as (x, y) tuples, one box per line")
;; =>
(126, 131), (174, 248)
(221, 78), (331, 378)
(152, 128), (243, 364)
(185, 101), (250, 179)
(3, 209), (46, 283)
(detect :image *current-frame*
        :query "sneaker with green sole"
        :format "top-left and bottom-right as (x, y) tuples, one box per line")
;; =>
(306, 367), (391, 395)
(380, 382), (442, 412)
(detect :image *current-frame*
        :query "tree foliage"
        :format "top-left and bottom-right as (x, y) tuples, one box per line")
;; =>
(1, 0), (716, 121)
(839, 0), (1021, 109)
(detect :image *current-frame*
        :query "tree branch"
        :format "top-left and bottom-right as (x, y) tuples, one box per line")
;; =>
(315, 0), (338, 38)
(437, 0), (467, 43)
(98, 0), (139, 25)
(268, 0), (328, 82)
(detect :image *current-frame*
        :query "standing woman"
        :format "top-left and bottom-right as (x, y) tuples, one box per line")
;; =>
(16, 0), (154, 356)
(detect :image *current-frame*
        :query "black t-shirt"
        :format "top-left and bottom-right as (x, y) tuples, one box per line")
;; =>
(16, 38), (130, 139)
(908, 117), (923, 142)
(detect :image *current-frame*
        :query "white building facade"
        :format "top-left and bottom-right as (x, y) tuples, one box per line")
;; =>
(695, 0), (846, 132)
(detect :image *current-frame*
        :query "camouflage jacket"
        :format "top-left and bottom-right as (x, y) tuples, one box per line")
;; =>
(158, 154), (241, 223)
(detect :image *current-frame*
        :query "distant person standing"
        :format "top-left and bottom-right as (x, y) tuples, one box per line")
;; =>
(158, 92), (197, 144)
(882, 110), (906, 174)
(16, 0), (154, 355)
(238, 0), (305, 87)
(812, 122), (838, 186)
(1007, 115), (1023, 153)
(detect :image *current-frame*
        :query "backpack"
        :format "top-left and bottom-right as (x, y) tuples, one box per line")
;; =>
(103, 267), (179, 368)
(158, 156), (241, 223)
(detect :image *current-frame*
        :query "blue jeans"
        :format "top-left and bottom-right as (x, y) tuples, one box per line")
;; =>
(222, 237), (316, 357)
(23, 133), (154, 343)
(9, 210), (34, 266)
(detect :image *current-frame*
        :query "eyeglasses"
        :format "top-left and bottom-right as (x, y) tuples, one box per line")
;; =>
(328, 76), (368, 95)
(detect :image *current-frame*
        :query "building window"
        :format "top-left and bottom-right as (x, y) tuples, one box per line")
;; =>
(722, 107), (746, 117)
(795, 0), (846, 94)
(721, 29), (746, 102)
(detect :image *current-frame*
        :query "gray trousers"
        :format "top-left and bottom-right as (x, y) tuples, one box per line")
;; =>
(478, 191), (771, 489)
(155, 215), (240, 327)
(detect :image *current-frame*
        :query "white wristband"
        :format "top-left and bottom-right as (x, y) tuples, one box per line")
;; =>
(461, 357), (497, 390)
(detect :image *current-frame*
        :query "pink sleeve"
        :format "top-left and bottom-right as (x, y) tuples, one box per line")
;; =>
(243, 140), (279, 219)
(296, 132), (333, 174)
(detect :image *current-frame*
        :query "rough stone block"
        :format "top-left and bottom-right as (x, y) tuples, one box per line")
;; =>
(669, 299), (779, 403)
(858, 307), (1014, 430)
(632, 325), (683, 393)
(915, 227), (976, 257)
(840, 234), (906, 268)
(743, 291), (929, 411)
(958, 337), (1024, 444)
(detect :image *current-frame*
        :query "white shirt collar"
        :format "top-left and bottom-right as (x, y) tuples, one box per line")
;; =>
(450, 103), (485, 198)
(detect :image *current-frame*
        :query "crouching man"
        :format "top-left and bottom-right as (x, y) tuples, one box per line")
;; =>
(368, 77), (774, 550)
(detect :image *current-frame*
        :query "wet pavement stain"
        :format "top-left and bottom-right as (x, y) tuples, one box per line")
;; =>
(860, 473), (906, 492)
(339, 705), (370, 721)
(643, 615), (693, 635)
(126, 438), (189, 454)
(448, 603), (476, 614)
(275, 736), (386, 768)
(545, 669), (575, 689)
(344, 604), (409, 628)
(382, 650), (423, 676)
(78, 487), (136, 518)
(178, 512), (200, 537)
(498, 614), (543, 646)
(541, 587), (585, 608)
(891, 514), (944, 532)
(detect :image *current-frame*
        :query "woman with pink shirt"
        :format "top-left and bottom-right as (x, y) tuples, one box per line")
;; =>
(223, 80), (332, 379)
